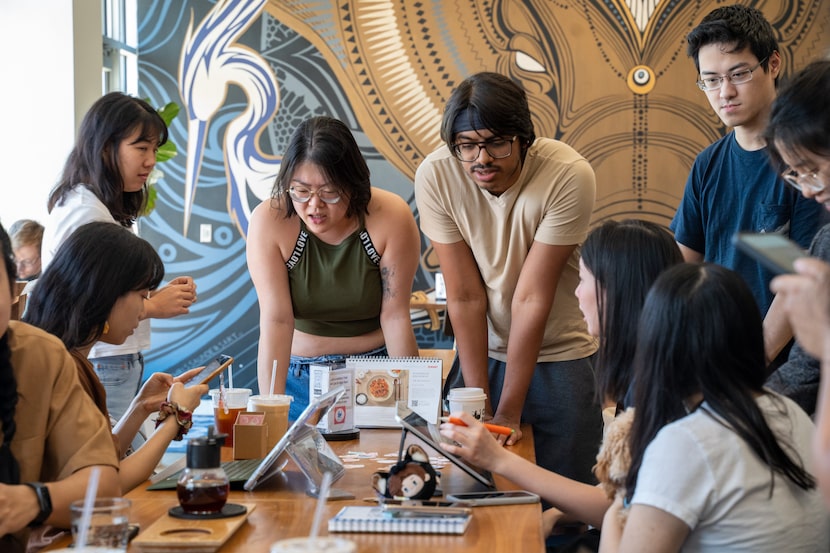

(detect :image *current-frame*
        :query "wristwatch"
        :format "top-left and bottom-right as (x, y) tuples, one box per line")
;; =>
(23, 482), (52, 527)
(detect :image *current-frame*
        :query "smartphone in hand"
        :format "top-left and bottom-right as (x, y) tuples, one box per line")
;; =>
(183, 354), (233, 388)
(732, 232), (809, 275)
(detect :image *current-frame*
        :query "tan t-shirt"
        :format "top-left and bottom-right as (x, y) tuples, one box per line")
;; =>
(414, 138), (597, 361)
(5, 321), (119, 546)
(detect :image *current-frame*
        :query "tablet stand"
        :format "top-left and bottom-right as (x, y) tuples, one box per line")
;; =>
(286, 426), (354, 500)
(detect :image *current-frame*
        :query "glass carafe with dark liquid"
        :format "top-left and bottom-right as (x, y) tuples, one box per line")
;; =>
(177, 427), (230, 514)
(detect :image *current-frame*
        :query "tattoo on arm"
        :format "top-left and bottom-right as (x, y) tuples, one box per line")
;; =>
(381, 266), (395, 300)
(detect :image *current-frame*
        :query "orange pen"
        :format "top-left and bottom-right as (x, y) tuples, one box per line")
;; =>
(442, 416), (514, 436)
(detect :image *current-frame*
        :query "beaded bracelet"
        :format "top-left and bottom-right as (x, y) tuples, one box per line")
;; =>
(154, 401), (193, 441)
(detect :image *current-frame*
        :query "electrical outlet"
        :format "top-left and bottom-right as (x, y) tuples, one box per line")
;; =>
(200, 224), (212, 243)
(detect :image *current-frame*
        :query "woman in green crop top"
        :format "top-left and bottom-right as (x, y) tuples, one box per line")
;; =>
(247, 116), (420, 419)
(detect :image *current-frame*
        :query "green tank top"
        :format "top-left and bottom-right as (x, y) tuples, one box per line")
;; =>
(287, 221), (383, 337)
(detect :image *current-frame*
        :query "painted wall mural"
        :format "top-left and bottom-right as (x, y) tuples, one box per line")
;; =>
(136, 0), (829, 389)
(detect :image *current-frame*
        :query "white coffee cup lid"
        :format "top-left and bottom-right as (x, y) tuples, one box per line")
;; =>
(248, 394), (293, 405)
(447, 387), (485, 398)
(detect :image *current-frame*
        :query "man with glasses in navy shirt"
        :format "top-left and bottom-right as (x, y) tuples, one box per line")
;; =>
(670, 4), (825, 368)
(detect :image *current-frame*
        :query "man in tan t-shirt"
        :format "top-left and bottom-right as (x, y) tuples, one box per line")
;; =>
(414, 71), (600, 484)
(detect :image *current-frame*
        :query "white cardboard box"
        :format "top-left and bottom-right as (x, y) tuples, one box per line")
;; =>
(348, 356), (443, 427)
(309, 362), (355, 433)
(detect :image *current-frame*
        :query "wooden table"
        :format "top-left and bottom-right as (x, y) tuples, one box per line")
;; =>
(53, 427), (544, 552)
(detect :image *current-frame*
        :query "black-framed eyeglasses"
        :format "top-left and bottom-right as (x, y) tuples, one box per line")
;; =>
(451, 136), (517, 162)
(696, 58), (767, 91)
(781, 168), (825, 194)
(288, 186), (342, 204)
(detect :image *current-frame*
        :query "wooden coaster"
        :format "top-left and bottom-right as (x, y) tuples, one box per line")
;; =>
(132, 502), (255, 552)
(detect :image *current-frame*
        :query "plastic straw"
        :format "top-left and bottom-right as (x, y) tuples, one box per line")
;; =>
(75, 466), (101, 549)
(219, 372), (228, 414)
(309, 471), (333, 539)
(228, 362), (234, 390)
(270, 360), (277, 396)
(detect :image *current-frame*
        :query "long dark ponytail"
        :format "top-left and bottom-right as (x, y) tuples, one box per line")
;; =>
(0, 223), (20, 485)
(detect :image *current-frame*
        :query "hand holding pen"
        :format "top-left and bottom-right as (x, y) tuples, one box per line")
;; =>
(441, 416), (515, 436)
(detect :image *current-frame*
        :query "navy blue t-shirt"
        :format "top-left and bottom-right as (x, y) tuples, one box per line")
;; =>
(670, 132), (826, 316)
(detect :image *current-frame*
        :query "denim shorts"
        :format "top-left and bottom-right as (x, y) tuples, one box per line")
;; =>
(285, 345), (388, 420)
(90, 352), (144, 422)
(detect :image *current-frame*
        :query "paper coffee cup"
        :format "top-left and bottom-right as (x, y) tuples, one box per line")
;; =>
(270, 537), (356, 552)
(248, 394), (293, 450)
(447, 387), (487, 420)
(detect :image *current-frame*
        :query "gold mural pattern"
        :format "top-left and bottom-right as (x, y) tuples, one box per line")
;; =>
(266, 0), (829, 228)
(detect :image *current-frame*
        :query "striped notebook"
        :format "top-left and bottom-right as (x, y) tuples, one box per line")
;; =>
(328, 505), (472, 535)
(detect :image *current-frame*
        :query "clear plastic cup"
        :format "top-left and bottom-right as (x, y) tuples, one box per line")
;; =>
(247, 394), (293, 450)
(69, 497), (131, 552)
(209, 388), (252, 447)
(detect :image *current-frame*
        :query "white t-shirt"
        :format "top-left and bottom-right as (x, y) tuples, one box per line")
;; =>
(633, 393), (829, 552)
(42, 186), (150, 356)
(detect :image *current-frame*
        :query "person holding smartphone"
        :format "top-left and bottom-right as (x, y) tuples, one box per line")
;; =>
(764, 59), (830, 507)
(0, 222), (121, 553)
(25, 222), (207, 493)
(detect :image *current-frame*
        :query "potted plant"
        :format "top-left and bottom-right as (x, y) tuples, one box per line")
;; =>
(144, 101), (179, 215)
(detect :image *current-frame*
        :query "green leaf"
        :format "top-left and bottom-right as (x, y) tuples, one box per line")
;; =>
(144, 183), (158, 216)
(157, 102), (180, 126)
(156, 142), (177, 163)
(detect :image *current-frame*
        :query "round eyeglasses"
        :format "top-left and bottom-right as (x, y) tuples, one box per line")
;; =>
(696, 58), (767, 92)
(288, 186), (342, 204)
(451, 136), (517, 162)
(781, 169), (826, 194)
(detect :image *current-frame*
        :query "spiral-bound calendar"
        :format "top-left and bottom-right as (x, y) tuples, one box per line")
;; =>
(347, 356), (443, 427)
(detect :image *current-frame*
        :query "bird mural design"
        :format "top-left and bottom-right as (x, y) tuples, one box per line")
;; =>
(179, 0), (279, 237)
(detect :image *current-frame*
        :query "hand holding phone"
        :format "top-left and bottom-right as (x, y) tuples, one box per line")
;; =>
(445, 489), (540, 506)
(184, 354), (233, 388)
(733, 232), (809, 275)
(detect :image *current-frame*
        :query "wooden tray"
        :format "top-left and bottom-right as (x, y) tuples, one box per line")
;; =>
(132, 503), (256, 552)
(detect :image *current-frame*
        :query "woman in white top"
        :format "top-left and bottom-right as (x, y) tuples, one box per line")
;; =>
(599, 263), (828, 553)
(42, 92), (197, 422)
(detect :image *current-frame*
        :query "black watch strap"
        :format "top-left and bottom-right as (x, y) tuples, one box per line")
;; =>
(23, 482), (52, 527)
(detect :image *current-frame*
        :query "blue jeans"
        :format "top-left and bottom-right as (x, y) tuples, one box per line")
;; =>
(286, 346), (388, 421)
(91, 352), (144, 422)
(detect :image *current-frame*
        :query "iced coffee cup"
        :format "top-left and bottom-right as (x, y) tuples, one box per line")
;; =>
(209, 388), (251, 448)
(247, 394), (293, 451)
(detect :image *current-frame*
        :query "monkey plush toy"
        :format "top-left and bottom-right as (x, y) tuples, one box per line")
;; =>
(372, 444), (440, 500)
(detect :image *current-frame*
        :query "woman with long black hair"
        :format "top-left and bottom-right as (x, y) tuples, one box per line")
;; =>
(600, 263), (828, 552)
(0, 223), (119, 552)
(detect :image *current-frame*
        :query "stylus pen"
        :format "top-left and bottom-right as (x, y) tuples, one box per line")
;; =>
(442, 416), (514, 436)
